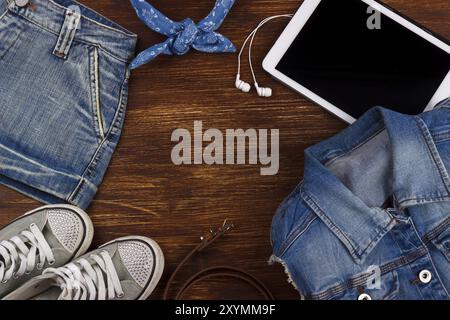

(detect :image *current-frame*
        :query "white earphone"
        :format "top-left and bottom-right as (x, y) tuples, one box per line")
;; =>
(235, 14), (293, 97)
(235, 74), (251, 93)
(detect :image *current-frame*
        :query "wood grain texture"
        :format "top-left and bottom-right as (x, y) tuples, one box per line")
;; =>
(0, 0), (448, 300)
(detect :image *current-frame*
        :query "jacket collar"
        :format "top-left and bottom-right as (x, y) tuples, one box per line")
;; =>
(301, 107), (450, 263)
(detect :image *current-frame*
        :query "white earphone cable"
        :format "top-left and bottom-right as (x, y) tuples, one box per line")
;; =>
(237, 16), (275, 76)
(249, 14), (293, 84)
(237, 14), (293, 84)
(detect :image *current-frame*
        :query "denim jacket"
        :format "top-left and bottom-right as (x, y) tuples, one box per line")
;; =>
(271, 102), (450, 300)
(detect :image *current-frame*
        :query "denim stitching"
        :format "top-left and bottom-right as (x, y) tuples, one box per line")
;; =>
(323, 127), (385, 166)
(88, 46), (104, 142)
(409, 218), (450, 298)
(431, 130), (450, 142)
(0, 7), (8, 21)
(300, 189), (359, 260)
(52, 10), (79, 59)
(308, 217), (449, 299)
(88, 46), (105, 140)
(422, 216), (450, 242)
(399, 195), (450, 207)
(356, 218), (396, 260)
(47, 0), (137, 38)
(309, 248), (428, 300)
(415, 116), (450, 193)
(8, 9), (131, 63)
(109, 72), (129, 137)
(278, 213), (318, 258)
(435, 136), (450, 144)
(68, 70), (129, 204)
(93, 47), (104, 138)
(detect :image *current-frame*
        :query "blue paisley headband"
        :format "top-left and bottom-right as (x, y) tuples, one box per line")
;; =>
(129, 0), (237, 69)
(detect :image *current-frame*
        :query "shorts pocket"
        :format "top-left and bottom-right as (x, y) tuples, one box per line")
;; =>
(88, 46), (105, 139)
(0, 9), (24, 60)
(87, 45), (129, 142)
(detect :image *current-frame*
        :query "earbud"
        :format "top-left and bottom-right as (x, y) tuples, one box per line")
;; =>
(255, 83), (272, 97)
(235, 74), (251, 93)
(235, 14), (293, 98)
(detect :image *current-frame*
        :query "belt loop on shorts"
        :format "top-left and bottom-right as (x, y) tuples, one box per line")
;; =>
(53, 6), (81, 59)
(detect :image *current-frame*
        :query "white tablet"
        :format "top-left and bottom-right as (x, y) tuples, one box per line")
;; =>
(263, 0), (450, 123)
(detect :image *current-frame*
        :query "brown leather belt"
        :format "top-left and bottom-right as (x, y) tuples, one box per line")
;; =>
(163, 220), (275, 300)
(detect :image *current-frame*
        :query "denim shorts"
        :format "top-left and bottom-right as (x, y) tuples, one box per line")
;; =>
(0, 0), (137, 209)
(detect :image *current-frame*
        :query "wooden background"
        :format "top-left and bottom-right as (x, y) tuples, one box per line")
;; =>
(0, 0), (449, 300)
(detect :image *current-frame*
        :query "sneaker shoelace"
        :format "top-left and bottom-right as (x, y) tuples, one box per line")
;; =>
(43, 251), (124, 300)
(0, 223), (55, 283)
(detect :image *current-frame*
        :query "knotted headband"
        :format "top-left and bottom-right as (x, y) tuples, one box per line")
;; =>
(129, 0), (237, 69)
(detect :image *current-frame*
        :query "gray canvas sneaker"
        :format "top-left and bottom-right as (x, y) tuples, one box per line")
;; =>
(4, 236), (165, 300)
(0, 205), (93, 299)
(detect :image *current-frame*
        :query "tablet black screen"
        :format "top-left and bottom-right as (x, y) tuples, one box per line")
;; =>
(276, 0), (450, 119)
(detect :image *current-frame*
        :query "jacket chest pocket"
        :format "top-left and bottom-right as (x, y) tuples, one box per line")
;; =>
(431, 228), (450, 263)
(324, 271), (400, 301)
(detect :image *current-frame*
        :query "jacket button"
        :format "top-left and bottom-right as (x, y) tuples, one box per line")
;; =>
(15, 0), (29, 7)
(358, 293), (372, 300)
(419, 270), (432, 284)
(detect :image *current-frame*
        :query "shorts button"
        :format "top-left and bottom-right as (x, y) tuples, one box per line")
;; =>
(358, 293), (372, 300)
(419, 270), (432, 284)
(15, 0), (29, 7)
